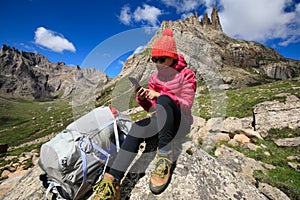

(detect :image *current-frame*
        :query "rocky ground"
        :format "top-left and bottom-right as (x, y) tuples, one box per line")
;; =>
(0, 95), (299, 199)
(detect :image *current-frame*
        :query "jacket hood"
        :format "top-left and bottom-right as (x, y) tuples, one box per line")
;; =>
(173, 54), (187, 71)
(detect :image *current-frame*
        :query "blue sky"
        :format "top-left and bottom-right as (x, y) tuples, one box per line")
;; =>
(1, 0), (300, 78)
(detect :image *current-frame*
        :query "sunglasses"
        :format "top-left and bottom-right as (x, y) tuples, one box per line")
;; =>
(151, 57), (168, 63)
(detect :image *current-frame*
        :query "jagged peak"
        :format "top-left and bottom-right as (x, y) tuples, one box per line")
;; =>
(1, 44), (20, 53)
(161, 7), (223, 32)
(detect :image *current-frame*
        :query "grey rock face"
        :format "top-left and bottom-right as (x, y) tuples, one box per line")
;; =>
(0, 44), (108, 99)
(253, 95), (300, 135)
(128, 144), (268, 200)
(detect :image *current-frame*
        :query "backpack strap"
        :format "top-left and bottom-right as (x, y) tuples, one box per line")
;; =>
(113, 118), (120, 152)
(91, 142), (110, 181)
(79, 138), (111, 183)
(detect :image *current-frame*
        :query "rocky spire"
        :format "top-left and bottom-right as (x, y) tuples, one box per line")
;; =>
(200, 7), (223, 31)
(159, 7), (223, 32)
(211, 7), (223, 31)
(185, 7), (223, 32)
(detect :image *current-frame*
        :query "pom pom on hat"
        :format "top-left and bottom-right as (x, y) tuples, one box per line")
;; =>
(162, 28), (174, 37)
(151, 28), (178, 59)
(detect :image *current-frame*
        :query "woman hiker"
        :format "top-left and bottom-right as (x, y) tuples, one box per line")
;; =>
(93, 28), (196, 200)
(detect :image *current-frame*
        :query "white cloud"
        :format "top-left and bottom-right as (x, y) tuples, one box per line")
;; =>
(133, 45), (145, 54)
(181, 12), (194, 20)
(118, 59), (125, 65)
(205, 0), (300, 46)
(119, 5), (132, 25)
(119, 4), (162, 28)
(161, 0), (203, 13)
(34, 27), (76, 53)
(133, 4), (162, 27)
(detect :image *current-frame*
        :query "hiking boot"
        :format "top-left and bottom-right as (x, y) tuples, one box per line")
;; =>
(93, 173), (120, 200)
(149, 150), (173, 194)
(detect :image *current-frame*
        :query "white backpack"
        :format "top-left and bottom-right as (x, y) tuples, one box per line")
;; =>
(38, 106), (132, 200)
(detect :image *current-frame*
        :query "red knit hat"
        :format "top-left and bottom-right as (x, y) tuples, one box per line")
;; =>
(151, 28), (178, 59)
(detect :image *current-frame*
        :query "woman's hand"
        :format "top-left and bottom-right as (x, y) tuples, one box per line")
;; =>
(136, 88), (160, 100)
(145, 89), (160, 100)
(136, 87), (147, 100)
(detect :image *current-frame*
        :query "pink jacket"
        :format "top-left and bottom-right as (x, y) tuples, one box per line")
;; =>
(137, 54), (196, 123)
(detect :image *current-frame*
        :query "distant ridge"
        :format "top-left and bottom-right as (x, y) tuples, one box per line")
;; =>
(0, 44), (108, 99)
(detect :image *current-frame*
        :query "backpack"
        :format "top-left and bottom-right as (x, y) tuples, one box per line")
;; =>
(38, 106), (132, 200)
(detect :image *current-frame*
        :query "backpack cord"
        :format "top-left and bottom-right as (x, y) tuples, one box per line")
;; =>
(46, 181), (61, 199)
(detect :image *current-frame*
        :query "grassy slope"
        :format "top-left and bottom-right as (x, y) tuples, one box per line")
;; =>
(195, 78), (300, 119)
(0, 97), (73, 147)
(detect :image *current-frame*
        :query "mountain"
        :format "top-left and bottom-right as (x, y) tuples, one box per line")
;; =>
(1, 8), (299, 100)
(0, 44), (109, 99)
(0, 7), (300, 200)
(114, 7), (300, 92)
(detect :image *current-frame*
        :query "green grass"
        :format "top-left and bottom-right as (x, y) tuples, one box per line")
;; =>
(227, 127), (300, 200)
(130, 110), (148, 122)
(195, 78), (300, 119)
(0, 97), (73, 147)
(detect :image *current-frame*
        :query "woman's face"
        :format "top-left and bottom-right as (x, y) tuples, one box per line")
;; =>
(151, 56), (173, 67)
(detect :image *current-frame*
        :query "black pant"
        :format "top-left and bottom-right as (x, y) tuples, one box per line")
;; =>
(109, 95), (191, 180)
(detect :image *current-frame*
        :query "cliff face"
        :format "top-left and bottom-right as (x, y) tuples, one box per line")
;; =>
(0, 44), (108, 99)
(117, 8), (300, 91)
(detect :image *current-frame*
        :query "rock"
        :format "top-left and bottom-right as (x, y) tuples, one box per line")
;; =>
(190, 116), (206, 143)
(253, 95), (300, 135)
(287, 155), (300, 161)
(258, 182), (290, 200)
(1, 170), (10, 178)
(222, 118), (255, 139)
(0, 165), (45, 200)
(233, 134), (251, 144)
(287, 162), (300, 172)
(241, 143), (261, 151)
(206, 117), (223, 133)
(215, 133), (230, 143)
(263, 163), (276, 170)
(262, 63), (298, 80)
(228, 139), (239, 146)
(215, 145), (266, 184)
(222, 117), (243, 132)
(223, 76), (233, 84)
(274, 137), (300, 147)
(237, 129), (263, 140)
(129, 144), (267, 200)
(219, 84), (230, 90)
(264, 152), (271, 157)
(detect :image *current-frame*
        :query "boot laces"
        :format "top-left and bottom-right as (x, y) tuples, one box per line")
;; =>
(93, 180), (116, 200)
(154, 156), (172, 178)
